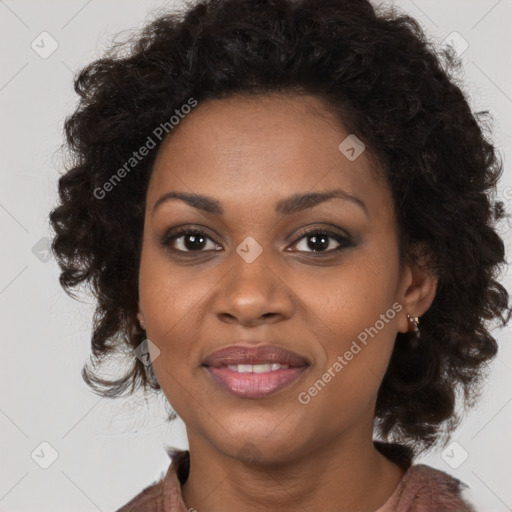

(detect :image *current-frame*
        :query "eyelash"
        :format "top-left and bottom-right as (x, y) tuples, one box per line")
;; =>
(160, 226), (353, 256)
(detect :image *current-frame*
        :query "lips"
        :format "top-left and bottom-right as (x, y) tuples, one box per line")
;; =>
(202, 344), (310, 399)
(202, 344), (310, 368)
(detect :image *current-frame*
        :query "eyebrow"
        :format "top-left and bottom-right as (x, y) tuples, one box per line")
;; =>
(152, 187), (368, 218)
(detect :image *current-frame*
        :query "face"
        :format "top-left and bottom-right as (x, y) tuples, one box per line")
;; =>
(137, 92), (417, 463)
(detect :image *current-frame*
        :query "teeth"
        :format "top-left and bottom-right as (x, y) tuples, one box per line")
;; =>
(252, 364), (271, 373)
(226, 363), (290, 373)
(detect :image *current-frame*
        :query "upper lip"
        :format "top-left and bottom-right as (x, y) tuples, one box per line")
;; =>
(202, 344), (310, 368)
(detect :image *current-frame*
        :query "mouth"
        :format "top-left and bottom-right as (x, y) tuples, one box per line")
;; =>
(202, 344), (310, 399)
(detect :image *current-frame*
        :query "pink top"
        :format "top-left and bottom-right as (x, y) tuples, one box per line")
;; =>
(115, 446), (476, 512)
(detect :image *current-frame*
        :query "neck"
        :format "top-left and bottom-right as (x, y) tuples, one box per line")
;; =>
(180, 430), (405, 512)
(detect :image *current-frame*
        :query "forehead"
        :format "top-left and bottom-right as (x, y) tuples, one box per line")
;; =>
(148, 93), (391, 220)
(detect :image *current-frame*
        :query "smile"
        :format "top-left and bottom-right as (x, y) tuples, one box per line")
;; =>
(204, 365), (308, 399)
(227, 363), (289, 373)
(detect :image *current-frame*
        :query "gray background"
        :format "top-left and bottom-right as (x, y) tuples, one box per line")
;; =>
(1, 0), (511, 510)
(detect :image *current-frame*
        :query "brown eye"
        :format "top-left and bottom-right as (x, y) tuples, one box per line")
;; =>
(290, 228), (353, 254)
(162, 228), (222, 252)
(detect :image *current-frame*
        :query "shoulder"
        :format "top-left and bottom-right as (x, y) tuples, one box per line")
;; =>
(374, 442), (477, 512)
(386, 464), (477, 512)
(114, 477), (166, 512)
(114, 449), (190, 512)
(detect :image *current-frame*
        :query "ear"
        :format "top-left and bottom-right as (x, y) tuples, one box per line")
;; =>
(396, 244), (438, 334)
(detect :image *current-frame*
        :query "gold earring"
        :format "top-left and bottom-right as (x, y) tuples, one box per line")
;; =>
(407, 314), (419, 331)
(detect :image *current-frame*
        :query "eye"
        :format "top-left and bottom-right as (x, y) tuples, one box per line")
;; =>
(161, 226), (353, 255)
(161, 227), (222, 252)
(289, 227), (352, 254)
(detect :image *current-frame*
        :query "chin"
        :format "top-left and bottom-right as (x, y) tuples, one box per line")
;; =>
(211, 430), (304, 467)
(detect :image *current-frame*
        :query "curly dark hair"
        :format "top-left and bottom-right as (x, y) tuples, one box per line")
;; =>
(49, 0), (510, 455)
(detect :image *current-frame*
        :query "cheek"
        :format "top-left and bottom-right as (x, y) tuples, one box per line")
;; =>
(296, 243), (400, 341)
(137, 247), (225, 405)
(296, 243), (400, 398)
(138, 235), (208, 323)
(295, 280), (399, 436)
(138, 248), (191, 352)
(300, 277), (399, 391)
(138, 267), (203, 411)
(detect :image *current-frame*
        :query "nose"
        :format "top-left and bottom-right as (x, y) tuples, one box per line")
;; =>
(212, 249), (295, 327)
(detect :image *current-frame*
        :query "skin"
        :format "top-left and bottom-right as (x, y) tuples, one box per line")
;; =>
(137, 92), (438, 512)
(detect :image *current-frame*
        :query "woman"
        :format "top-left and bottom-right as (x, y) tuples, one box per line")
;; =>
(49, 0), (510, 510)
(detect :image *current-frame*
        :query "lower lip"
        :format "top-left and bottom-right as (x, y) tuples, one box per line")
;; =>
(204, 366), (308, 399)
